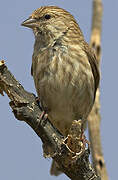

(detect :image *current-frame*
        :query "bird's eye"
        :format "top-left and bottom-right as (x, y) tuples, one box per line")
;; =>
(44, 14), (51, 20)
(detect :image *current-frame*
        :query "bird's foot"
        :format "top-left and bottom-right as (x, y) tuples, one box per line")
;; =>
(39, 110), (48, 121)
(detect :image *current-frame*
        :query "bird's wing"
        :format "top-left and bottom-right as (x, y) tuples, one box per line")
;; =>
(84, 43), (100, 98)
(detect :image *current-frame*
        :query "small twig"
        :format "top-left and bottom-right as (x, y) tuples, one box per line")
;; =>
(88, 0), (109, 180)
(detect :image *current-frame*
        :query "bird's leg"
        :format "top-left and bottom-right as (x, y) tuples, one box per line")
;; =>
(39, 110), (48, 121)
(35, 96), (49, 120)
(38, 104), (49, 121)
(35, 96), (43, 111)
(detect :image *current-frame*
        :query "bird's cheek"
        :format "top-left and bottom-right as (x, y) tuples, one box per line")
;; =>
(33, 26), (43, 35)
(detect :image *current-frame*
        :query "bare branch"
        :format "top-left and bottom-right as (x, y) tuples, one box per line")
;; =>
(88, 0), (109, 179)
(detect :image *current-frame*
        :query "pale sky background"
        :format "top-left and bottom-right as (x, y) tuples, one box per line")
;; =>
(0, 0), (117, 180)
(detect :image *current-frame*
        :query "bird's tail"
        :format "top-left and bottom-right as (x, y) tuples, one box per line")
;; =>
(50, 160), (62, 176)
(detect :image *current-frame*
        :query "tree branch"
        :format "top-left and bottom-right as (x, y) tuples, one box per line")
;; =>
(0, 61), (100, 180)
(88, 0), (109, 179)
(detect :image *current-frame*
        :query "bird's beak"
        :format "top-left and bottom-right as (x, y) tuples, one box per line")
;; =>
(21, 17), (37, 28)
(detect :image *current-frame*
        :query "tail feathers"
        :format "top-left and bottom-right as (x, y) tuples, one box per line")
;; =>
(50, 160), (62, 176)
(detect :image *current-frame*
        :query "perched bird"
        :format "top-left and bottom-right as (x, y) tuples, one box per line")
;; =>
(21, 6), (100, 176)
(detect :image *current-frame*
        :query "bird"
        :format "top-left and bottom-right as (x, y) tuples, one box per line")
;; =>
(21, 6), (100, 176)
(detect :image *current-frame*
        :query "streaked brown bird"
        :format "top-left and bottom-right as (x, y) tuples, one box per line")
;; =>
(21, 6), (100, 176)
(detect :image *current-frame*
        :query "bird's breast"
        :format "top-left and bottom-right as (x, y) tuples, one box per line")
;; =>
(32, 46), (95, 136)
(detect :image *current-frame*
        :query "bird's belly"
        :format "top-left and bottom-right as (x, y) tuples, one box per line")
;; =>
(39, 75), (94, 136)
(41, 85), (77, 136)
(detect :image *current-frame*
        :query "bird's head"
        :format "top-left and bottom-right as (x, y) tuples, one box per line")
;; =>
(21, 6), (82, 40)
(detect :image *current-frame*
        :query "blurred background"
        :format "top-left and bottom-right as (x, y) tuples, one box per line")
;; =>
(0, 0), (117, 179)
